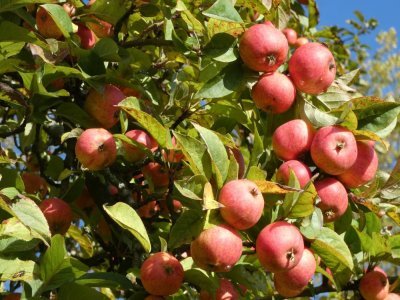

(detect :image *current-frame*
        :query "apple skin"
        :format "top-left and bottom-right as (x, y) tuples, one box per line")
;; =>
(239, 23), (289, 73)
(62, 3), (76, 16)
(251, 72), (296, 114)
(274, 277), (304, 298)
(288, 42), (336, 95)
(142, 162), (169, 187)
(218, 179), (264, 230)
(144, 296), (164, 300)
(256, 221), (304, 272)
(191, 224), (242, 273)
(359, 270), (389, 300)
(137, 201), (160, 218)
(274, 248), (316, 292)
(200, 278), (240, 300)
(77, 24), (97, 49)
(311, 125), (358, 175)
(276, 160), (312, 188)
(282, 28), (298, 45)
(75, 128), (117, 171)
(140, 252), (184, 296)
(314, 177), (348, 223)
(386, 294), (400, 300)
(39, 198), (73, 235)
(295, 37), (309, 48)
(36, 6), (63, 39)
(123, 129), (158, 162)
(3, 294), (21, 300)
(22, 172), (48, 198)
(159, 199), (182, 216)
(84, 84), (126, 129)
(272, 119), (315, 161)
(337, 141), (378, 188)
(163, 136), (184, 163)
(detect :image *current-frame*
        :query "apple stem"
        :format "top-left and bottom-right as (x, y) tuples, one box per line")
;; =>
(250, 187), (259, 196)
(286, 248), (295, 262)
(266, 54), (276, 66)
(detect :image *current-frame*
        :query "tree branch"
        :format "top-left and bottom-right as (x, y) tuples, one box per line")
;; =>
(122, 38), (174, 48)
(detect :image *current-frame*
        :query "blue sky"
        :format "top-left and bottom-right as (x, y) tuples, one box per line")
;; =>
(317, 0), (399, 50)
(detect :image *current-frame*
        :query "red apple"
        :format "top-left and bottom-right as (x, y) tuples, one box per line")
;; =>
(191, 224), (242, 273)
(251, 72), (296, 114)
(163, 136), (184, 163)
(314, 177), (348, 223)
(39, 198), (73, 235)
(120, 86), (142, 98)
(3, 294), (21, 300)
(239, 23), (289, 73)
(22, 172), (48, 198)
(75, 128), (117, 171)
(145, 296), (164, 300)
(87, 16), (113, 38)
(140, 252), (184, 296)
(282, 28), (298, 45)
(123, 129), (158, 162)
(274, 248), (316, 291)
(84, 84), (126, 129)
(218, 179), (264, 230)
(62, 3), (76, 16)
(159, 199), (182, 216)
(36, 6), (63, 39)
(311, 125), (357, 175)
(386, 294), (400, 300)
(359, 270), (389, 300)
(200, 278), (240, 300)
(77, 24), (97, 49)
(256, 221), (304, 272)
(142, 162), (169, 187)
(288, 42), (336, 95)
(274, 277), (304, 298)
(337, 141), (378, 188)
(137, 201), (160, 218)
(272, 119), (314, 161)
(276, 160), (312, 188)
(295, 37), (309, 48)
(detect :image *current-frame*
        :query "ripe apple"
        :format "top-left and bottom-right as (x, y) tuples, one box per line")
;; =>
(218, 179), (264, 230)
(311, 125), (357, 175)
(77, 24), (97, 49)
(314, 177), (348, 222)
(191, 224), (242, 272)
(75, 128), (117, 171)
(226, 147), (246, 179)
(123, 129), (158, 162)
(163, 136), (184, 163)
(386, 294), (400, 300)
(200, 278), (240, 300)
(295, 37), (309, 48)
(137, 201), (160, 218)
(337, 140), (378, 188)
(84, 84), (126, 129)
(282, 28), (298, 46)
(274, 277), (304, 298)
(22, 172), (48, 198)
(251, 72), (296, 114)
(256, 221), (304, 272)
(274, 248), (316, 291)
(359, 269), (389, 300)
(87, 16), (113, 38)
(120, 86), (142, 98)
(140, 252), (184, 296)
(288, 42), (336, 94)
(239, 22), (289, 72)
(272, 119), (314, 161)
(39, 198), (73, 235)
(144, 296), (164, 300)
(276, 160), (312, 188)
(142, 162), (169, 187)
(3, 294), (21, 300)
(36, 6), (63, 39)
(159, 199), (182, 216)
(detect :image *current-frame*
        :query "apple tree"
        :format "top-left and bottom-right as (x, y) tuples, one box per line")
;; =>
(0, 0), (399, 299)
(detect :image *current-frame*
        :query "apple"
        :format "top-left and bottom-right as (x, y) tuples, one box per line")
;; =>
(159, 199), (182, 216)
(256, 221), (304, 272)
(120, 86), (142, 98)
(314, 177), (348, 222)
(288, 42), (336, 94)
(311, 125), (358, 175)
(144, 296), (164, 300)
(163, 136), (184, 163)
(272, 119), (315, 161)
(22, 172), (48, 198)
(142, 162), (169, 187)
(191, 224), (242, 272)
(36, 6), (63, 39)
(137, 201), (160, 218)
(226, 147), (246, 179)
(295, 37), (309, 48)
(218, 179), (264, 230)
(274, 248), (316, 292)
(386, 294), (400, 300)
(337, 141), (378, 188)
(239, 22), (289, 72)
(87, 16), (113, 38)
(282, 28), (298, 46)
(200, 278), (240, 300)
(77, 24), (97, 49)
(251, 72), (296, 114)
(62, 3), (76, 16)
(3, 294), (21, 300)
(75, 185), (95, 210)
(123, 129), (158, 162)
(84, 84), (126, 129)
(75, 128), (117, 171)
(39, 198), (73, 235)
(297, 0), (309, 4)
(359, 269), (389, 300)
(276, 160), (312, 188)
(274, 277), (304, 298)
(140, 252), (184, 296)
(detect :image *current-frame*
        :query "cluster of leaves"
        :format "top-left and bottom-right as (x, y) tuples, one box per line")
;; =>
(0, 0), (399, 299)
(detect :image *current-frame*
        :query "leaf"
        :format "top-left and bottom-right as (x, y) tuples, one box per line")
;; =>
(203, 182), (221, 210)
(184, 267), (219, 293)
(207, 18), (245, 38)
(0, 256), (38, 282)
(76, 272), (133, 289)
(253, 180), (290, 194)
(103, 202), (151, 253)
(249, 124), (264, 168)
(352, 129), (389, 151)
(0, 0), (54, 12)
(169, 210), (204, 249)
(203, 33), (238, 63)
(300, 208), (324, 240)
(302, 101), (340, 127)
(55, 103), (99, 129)
(287, 182), (317, 218)
(67, 225), (94, 258)
(58, 282), (108, 300)
(87, 0), (127, 25)
(389, 235), (400, 259)
(203, 0), (243, 23)
(40, 4), (73, 38)
(118, 105), (171, 148)
(225, 263), (270, 295)
(246, 166), (267, 181)
(93, 38), (120, 62)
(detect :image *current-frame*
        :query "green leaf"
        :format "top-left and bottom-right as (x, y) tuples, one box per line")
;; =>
(389, 235), (400, 259)
(300, 208), (324, 240)
(103, 202), (151, 253)
(0, 0), (53, 12)
(203, 0), (243, 23)
(67, 225), (94, 258)
(184, 266), (219, 293)
(58, 282), (108, 300)
(246, 166), (267, 181)
(225, 263), (270, 295)
(287, 182), (317, 218)
(93, 38), (120, 62)
(40, 4), (73, 38)
(55, 103), (99, 129)
(87, 0), (127, 25)
(203, 33), (238, 63)
(169, 210), (204, 249)
(76, 272), (133, 289)
(203, 182), (221, 210)
(249, 123), (264, 168)
(0, 256), (38, 282)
